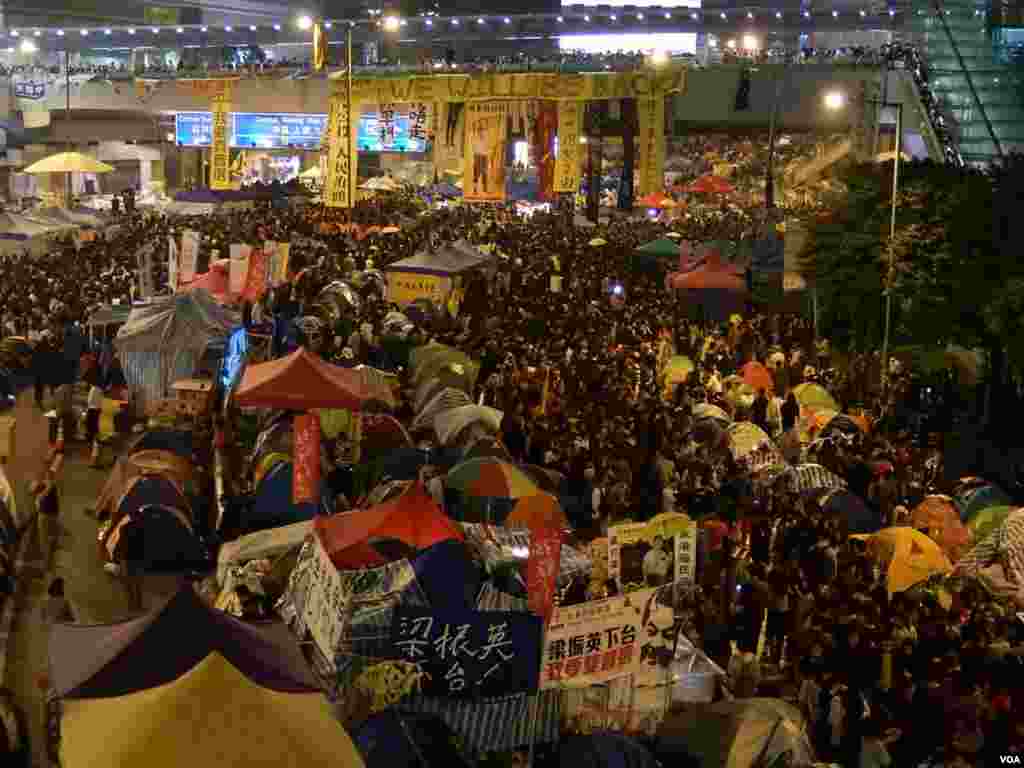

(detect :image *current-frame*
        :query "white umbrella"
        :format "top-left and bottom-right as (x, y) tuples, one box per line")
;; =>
(24, 152), (114, 174)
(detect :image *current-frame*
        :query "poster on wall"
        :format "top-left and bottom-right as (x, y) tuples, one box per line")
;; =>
(554, 101), (583, 194)
(210, 93), (232, 190)
(462, 102), (508, 202)
(607, 513), (697, 594)
(637, 97), (666, 197)
(179, 230), (199, 284)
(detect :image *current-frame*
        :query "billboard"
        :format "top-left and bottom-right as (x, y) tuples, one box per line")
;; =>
(176, 111), (426, 153)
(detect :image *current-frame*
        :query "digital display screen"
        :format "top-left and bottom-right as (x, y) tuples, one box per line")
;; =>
(175, 112), (213, 147)
(233, 113), (328, 149)
(357, 113), (428, 153)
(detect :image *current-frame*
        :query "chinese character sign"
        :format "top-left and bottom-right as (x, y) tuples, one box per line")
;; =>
(409, 102), (430, 142)
(325, 87), (357, 209)
(463, 102), (508, 203)
(608, 513), (697, 593)
(292, 412), (321, 505)
(527, 527), (562, 624)
(210, 93), (233, 190)
(541, 589), (657, 689)
(386, 271), (450, 306)
(391, 609), (541, 698)
(554, 101), (582, 194)
(637, 97), (665, 196)
(303, 535), (351, 665)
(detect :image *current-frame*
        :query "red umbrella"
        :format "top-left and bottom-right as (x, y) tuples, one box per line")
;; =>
(740, 361), (774, 394)
(685, 175), (735, 194)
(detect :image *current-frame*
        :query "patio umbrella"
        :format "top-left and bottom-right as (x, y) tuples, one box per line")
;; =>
(684, 174), (735, 194)
(446, 458), (538, 498)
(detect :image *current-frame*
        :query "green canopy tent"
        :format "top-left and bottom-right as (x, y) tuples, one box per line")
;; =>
(631, 238), (678, 277)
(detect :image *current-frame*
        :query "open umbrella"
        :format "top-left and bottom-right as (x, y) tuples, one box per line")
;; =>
(739, 361), (774, 394)
(589, 238), (608, 247)
(637, 193), (677, 209)
(664, 356), (695, 386)
(791, 382), (838, 412)
(411, 387), (472, 434)
(855, 527), (952, 594)
(433, 404), (503, 446)
(446, 458), (538, 498)
(959, 484), (1012, 522)
(505, 493), (570, 530)
(684, 174), (735, 195)
(693, 403), (732, 424)
(24, 152), (115, 174)
(967, 505), (1015, 545)
(727, 422), (772, 459)
(912, 495), (971, 561)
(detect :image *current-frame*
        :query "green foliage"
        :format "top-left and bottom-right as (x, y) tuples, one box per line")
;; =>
(797, 157), (1024, 368)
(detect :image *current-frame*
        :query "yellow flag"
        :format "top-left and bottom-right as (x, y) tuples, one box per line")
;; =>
(637, 97), (666, 196)
(553, 101), (583, 194)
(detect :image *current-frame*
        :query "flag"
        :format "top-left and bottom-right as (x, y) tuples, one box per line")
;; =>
(293, 412), (321, 505)
(527, 526), (562, 624)
(312, 22), (327, 72)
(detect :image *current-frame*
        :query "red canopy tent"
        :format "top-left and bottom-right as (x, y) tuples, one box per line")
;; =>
(180, 261), (230, 302)
(685, 175), (735, 195)
(234, 348), (391, 411)
(315, 481), (464, 569)
(669, 251), (747, 292)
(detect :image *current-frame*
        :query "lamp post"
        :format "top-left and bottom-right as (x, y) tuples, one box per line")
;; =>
(764, 64), (784, 209)
(825, 91), (903, 393)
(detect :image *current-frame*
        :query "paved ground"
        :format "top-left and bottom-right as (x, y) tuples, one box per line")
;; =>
(2, 390), (175, 767)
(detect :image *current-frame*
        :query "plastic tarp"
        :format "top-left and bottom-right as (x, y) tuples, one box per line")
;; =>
(235, 347), (385, 411)
(655, 698), (814, 768)
(58, 652), (363, 768)
(216, 520), (314, 587)
(49, 587), (319, 699)
(115, 290), (237, 406)
(315, 482), (463, 569)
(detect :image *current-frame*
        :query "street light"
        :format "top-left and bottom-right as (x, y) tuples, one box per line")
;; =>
(19, 38), (37, 54)
(825, 91), (904, 393)
(743, 34), (758, 50)
(650, 49), (669, 66)
(383, 16), (400, 31)
(297, 14), (314, 30)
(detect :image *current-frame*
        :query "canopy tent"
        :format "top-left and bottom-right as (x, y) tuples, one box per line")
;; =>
(49, 586), (317, 699)
(25, 151), (114, 174)
(115, 290), (237, 407)
(655, 698), (814, 768)
(235, 348), (389, 411)
(855, 527), (953, 594)
(314, 482), (463, 569)
(385, 240), (493, 278)
(912, 495), (972, 561)
(58, 652), (363, 768)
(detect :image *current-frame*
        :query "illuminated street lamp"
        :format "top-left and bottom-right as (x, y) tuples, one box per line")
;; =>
(383, 16), (400, 31)
(19, 38), (37, 54)
(742, 34), (758, 50)
(297, 14), (314, 31)
(823, 90), (845, 111)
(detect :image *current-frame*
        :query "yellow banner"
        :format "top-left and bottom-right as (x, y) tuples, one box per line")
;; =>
(176, 78), (237, 99)
(347, 69), (685, 104)
(324, 85), (357, 209)
(553, 101), (583, 194)
(637, 97), (666, 197)
(463, 102), (508, 202)
(210, 94), (232, 190)
(387, 272), (450, 305)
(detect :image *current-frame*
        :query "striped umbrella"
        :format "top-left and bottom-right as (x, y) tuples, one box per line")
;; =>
(410, 388), (472, 434)
(446, 458), (538, 498)
(786, 464), (847, 495)
(967, 505), (1014, 545)
(693, 403), (731, 424)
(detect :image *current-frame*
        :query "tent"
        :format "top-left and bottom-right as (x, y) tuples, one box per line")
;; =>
(315, 482), (463, 569)
(235, 348), (390, 411)
(58, 652), (363, 768)
(353, 712), (472, 768)
(115, 290), (238, 407)
(129, 430), (194, 460)
(49, 586), (318, 699)
(108, 474), (191, 531)
(655, 698), (814, 768)
(104, 504), (207, 572)
(245, 461), (324, 534)
(855, 527), (953, 594)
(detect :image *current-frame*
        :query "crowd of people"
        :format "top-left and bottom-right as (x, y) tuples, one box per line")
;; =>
(0, 151), (1020, 767)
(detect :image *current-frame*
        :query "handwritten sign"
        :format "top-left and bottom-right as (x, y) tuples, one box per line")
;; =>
(541, 589), (661, 689)
(527, 527), (562, 624)
(392, 609), (541, 698)
(303, 535), (350, 664)
(242, 248), (268, 302)
(292, 412), (320, 505)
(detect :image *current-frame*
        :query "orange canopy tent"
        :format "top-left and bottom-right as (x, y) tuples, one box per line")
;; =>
(314, 482), (464, 569)
(234, 348), (392, 411)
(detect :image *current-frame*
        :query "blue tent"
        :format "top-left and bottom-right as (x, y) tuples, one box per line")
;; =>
(115, 475), (191, 525)
(111, 504), (208, 573)
(130, 429), (194, 460)
(244, 461), (324, 534)
(353, 711), (472, 768)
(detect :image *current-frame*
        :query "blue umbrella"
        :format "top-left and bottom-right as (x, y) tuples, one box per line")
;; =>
(559, 732), (660, 768)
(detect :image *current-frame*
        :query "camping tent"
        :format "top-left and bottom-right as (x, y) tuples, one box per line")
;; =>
(115, 290), (238, 407)
(244, 461), (326, 534)
(315, 482), (463, 569)
(58, 652), (363, 768)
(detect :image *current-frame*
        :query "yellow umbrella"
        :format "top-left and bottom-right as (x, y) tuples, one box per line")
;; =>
(60, 652), (364, 768)
(24, 152), (115, 174)
(792, 382), (839, 413)
(589, 237), (607, 247)
(853, 527), (952, 594)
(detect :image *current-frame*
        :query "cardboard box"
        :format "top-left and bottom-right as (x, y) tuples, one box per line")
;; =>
(171, 379), (214, 416)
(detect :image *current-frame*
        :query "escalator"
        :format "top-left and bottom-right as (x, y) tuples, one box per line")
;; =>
(910, 0), (1024, 164)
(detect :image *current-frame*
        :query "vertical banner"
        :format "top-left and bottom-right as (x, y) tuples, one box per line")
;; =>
(553, 101), (583, 194)
(229, 244), (251, 296)
(463, 102), (508, 202)
(293, 412), (321, 505)
(527, 527), (562, 624)
(325, 86), (357, 209)
(168, 235), (179, 290)
(637, 96), (666, 197)
(274, 243), (291, 286)
(535, 101), (558, 202)
(179, 230), (199, 284)
(210, 92), (232, 191)
(135, 244), (154, 299)
(242, 249), (268, 302)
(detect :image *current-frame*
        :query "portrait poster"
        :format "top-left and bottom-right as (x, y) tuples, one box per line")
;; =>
(607, 512), (697, 593)
(462, 102), (508, 202)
